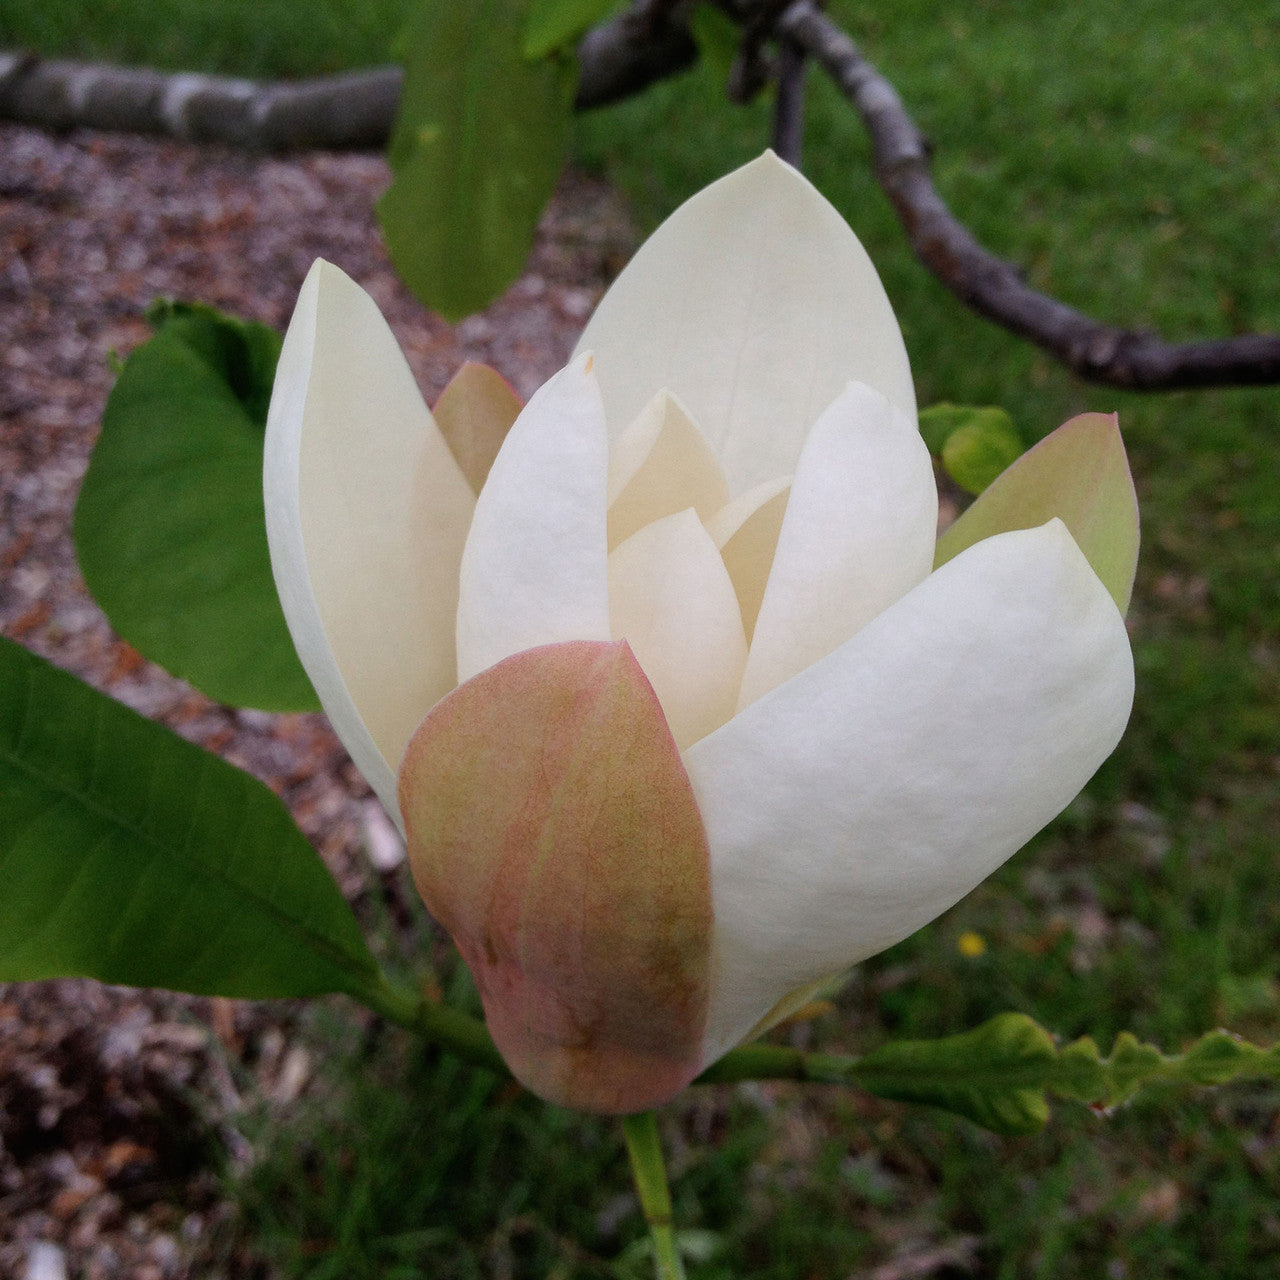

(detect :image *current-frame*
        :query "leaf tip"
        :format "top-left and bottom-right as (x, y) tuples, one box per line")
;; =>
(935, 409), (1140, 615)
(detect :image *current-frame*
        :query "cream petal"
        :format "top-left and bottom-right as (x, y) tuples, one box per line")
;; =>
(607, 391), (729, 550)
(574, 152), (915, 493)
(264, 260), (475, 824)
(738, 381), (936, 708)
(705, 477), (792, 643)
(683, 520), (1134, 1062)
(607, 509), (748, 749)
(456, 354), (611, 682)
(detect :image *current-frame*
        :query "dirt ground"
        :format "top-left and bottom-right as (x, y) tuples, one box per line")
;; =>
(0, 120), (637, 1279)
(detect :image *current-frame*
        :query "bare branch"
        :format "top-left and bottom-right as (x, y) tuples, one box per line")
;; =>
(771, 39), (806, 168)
(773, 0), (1280, 391)
(3, 0), (1278, 389)
(0, 5), (697, 150)
(576, 0), (698, 110)
(0, 51), (401, 150)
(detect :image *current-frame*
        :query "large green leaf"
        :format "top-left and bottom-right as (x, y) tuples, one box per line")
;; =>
(0, 636), (380, 1000)
(524, 0), (618, 59)
(74, 302), (318, 712)
(378, 0), (577, 321)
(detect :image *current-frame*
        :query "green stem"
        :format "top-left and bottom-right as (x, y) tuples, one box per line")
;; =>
(622, 1112), (686, 1280)
(359, 975), (509, 1076)
(362, 970), (859, 1086)
(695, 1040), (854, 1084)
(362, 970), (869, 1088)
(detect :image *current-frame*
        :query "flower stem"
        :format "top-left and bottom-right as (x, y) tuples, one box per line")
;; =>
(622, 1112), (686, 1280)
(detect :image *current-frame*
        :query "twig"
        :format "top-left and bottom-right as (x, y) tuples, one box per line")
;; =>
(0, 51), (403, 151)
(0, 3), (698, 149)
(361, 975), (510, 1076)
(772, 37), (806, 167)
(576, 0), (698, 110)
(774, 0), (1280, 390)
(3, 0), (1277, 389)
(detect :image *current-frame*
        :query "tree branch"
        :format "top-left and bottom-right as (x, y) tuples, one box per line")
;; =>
(0, 50), (400, 150)
(4, 0), (1277, 389)
(771, 38), (806, 167)
(773, 0), (1280, 391)
(577, 0), (699, 109)
(0, 4), (697, 150)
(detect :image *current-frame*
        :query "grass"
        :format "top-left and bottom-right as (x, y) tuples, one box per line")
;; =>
(7, 0), (1280, 1275)
(0, 0), (415, 78)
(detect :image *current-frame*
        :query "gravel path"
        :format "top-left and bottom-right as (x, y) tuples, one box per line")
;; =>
(0, 120), (636, 1279)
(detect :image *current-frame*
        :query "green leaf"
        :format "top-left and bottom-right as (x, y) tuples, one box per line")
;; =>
(852, 1013), (1056, 1135)
(689, 3), (740, 89)
(941, 420), (1024, 495)
(918, 402), (1021, 458)
(918, 402), (1026, 493)
(74, 302), (318, 712)
(1045, 1028), (1280, 1104)
(379, 0), (577, 321)
(524, 0), (618, 59)
(854, 1017), (1280, 1135)
(704, 1015), (1280, 1136)
(0, 636), (382, 1001)
(934, 411), (1140, 614)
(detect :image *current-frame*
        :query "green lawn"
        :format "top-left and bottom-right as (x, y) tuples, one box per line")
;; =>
(0, 0), (414, 78)
(6, 1), (1280, 1275)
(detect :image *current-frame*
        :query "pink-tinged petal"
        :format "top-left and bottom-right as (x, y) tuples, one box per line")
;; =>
(684, 520), (1134, 1062)
(607, 391), (729, 550)
(265, 260), (474, 822)
(705, 477), (792, 642)
(935, 412), (1140, 614)
(738, 382), (936, 708)
(574, 152), (915, 493)
(455, 354), (611, 682)
(400, 641), (714, 1114)
(608, 509), (748, 748)
(432, 361), (524, 495)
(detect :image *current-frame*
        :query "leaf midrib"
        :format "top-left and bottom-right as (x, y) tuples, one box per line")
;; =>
(0, 664), (375, 991)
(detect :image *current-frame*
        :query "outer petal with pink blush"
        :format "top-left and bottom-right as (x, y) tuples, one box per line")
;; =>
(400, 641), (713, 1114)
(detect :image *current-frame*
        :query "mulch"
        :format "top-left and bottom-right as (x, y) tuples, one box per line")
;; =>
(0, 119), (636, 1279)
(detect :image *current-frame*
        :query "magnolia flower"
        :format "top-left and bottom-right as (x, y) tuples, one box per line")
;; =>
(265, 153), (1136, 1114)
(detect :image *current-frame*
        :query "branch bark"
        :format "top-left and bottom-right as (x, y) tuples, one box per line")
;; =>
(0, 51), (403, 150)
(773, 0), (1280, 391)
(0, 5), (696, 151)
(771, 39), (806, 168)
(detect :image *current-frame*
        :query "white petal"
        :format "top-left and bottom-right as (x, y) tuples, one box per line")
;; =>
(574, 152), (915, 493)
(684, 520), (1134, 1062)
(738, 382), (937, 707)
(265, 260), (475, 824)
(456, 354), (611, 682)
(705, 477), (792, 643)
(607, 510), (748, 749)
(607, 391), (729, 549)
